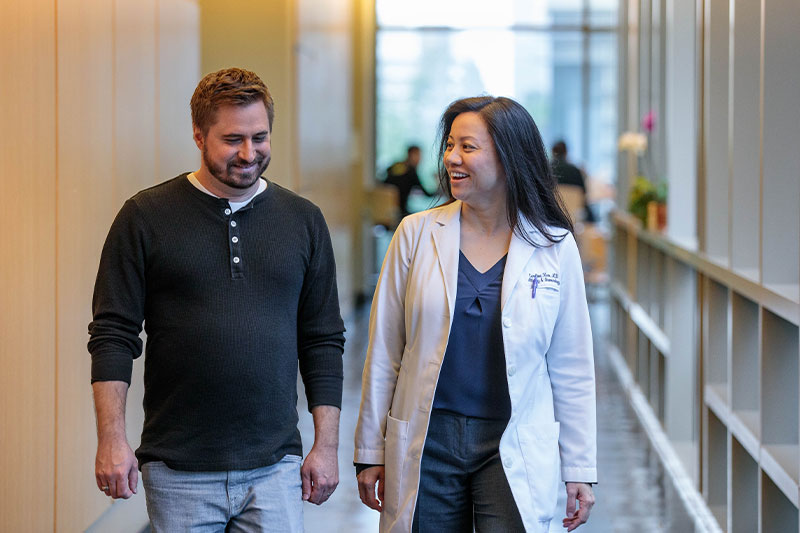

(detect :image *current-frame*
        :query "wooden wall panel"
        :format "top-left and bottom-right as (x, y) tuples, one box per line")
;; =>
(84, 2), (199, 529)
(55, 0), (116, 529)
(199, 0), (296, 189)
(0, 0), (198, 529)
(115, 0), (159, 202)
(158, 0), (200, 179)
(114, 0), (157, 467)
(296, 0), (355, 314)
(108, 1), (159, 526)
(0, 0), (57, 530)
(351, 0), (376, 298)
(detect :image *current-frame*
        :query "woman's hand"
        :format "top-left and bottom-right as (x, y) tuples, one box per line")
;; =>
(562, 482), (594, 531)
(357, 465), (385, 512)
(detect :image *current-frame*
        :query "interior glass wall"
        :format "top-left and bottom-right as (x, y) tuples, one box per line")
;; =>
(375, 0), (619, 213)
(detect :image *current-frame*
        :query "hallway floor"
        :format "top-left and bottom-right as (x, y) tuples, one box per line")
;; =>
(299, 297), (699, 532)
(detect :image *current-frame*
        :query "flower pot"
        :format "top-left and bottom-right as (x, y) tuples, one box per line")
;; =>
(645, 201), (667, 232)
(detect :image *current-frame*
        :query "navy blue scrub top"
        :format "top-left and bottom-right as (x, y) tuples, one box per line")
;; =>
(432, 251), (511, 420)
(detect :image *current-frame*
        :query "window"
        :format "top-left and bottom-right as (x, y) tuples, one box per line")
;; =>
(376, 0), (619, 212)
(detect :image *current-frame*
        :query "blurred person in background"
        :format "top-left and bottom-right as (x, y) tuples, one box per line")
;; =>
(551, 140), (596, 224)
(385, 145), (434, 218)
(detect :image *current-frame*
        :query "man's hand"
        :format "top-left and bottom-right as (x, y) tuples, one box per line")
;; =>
(356, 465), (385, 512)
(562, 482), (595, 531)
(95, 436), (138, 499)
(301, 405), (340, 505)
(92, 381), (138, 499)
(301, 442), (339, 504)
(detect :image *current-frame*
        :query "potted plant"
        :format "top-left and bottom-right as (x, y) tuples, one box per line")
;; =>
(628, 175), (656, 226)
(618, 111), (667, 231)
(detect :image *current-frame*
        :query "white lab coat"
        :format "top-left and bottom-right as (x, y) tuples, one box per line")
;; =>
(354, 201), (597, 533)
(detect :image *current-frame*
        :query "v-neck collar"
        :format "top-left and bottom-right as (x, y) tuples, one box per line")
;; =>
(459, 251), (506, 291)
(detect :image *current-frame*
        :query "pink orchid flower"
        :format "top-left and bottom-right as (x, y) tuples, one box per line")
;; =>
(642, 110), (656, 133)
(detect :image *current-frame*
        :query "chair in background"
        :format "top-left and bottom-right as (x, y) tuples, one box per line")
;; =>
(557, 184), (608, 299)
(557, 184), (586, 226)
(368, 184), (401, 229)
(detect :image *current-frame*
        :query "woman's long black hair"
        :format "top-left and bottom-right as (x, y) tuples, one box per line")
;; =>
(436, 96), (573, 246)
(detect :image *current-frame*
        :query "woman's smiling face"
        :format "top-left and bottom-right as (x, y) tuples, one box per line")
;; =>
(444, 111), (507, 210)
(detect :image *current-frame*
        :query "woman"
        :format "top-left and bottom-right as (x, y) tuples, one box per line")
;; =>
(355, 96), (596, 533)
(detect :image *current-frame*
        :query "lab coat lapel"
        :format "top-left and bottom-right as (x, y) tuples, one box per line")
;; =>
(502, 225), (536, 310)
(430, 201), (462, 317)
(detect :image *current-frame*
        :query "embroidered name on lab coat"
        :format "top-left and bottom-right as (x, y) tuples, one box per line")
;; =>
(528, 272), (560, 293)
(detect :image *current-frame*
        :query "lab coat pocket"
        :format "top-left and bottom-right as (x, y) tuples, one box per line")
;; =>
(534, 290), (561, 338)
(516, 421), (561, 522)
(383, 414), (409, 517)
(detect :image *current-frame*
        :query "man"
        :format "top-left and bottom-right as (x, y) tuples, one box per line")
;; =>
(551, 140), (585, 190)
(384, 145), (431, 218)
(88, 67), (345, 531)
(551, 140), (596, 223)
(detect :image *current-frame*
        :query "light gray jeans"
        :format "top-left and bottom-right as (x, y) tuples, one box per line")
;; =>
(141, 455), (304, 533)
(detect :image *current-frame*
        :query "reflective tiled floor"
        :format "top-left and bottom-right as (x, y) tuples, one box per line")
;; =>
(299, 297), (698, 532)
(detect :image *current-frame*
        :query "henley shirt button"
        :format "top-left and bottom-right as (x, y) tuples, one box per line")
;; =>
(230, 220), (237, 227)
(232, 236), (239, 243)
(502, 317), (511, 328)
(233, 256), (240, 264)
(224, 208), (232, 215)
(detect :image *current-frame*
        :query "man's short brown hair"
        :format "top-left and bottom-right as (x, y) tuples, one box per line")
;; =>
(190, 67), (274, 135)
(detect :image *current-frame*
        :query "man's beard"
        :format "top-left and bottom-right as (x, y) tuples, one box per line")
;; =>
(202, 148), (270, 190)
